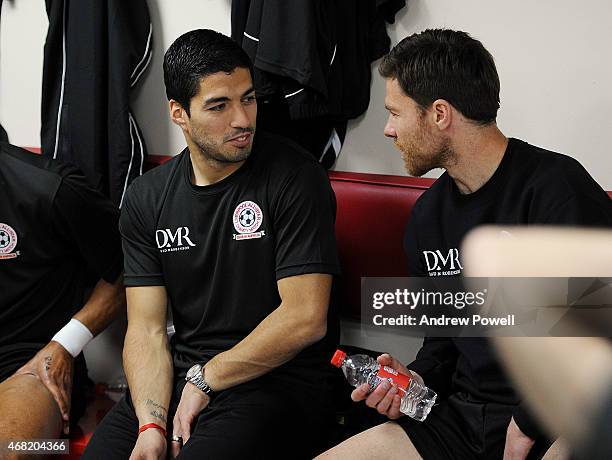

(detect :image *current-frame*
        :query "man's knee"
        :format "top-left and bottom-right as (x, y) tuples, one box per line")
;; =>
(0, 374), (62, 439)
(316, 421), (421, 460)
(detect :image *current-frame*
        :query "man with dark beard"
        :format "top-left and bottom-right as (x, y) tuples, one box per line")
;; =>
(319, 29), (612, 460)
(83, 29), (340, 460)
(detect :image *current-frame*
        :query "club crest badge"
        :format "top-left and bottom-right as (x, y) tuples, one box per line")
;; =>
(0, 223), (19, 259)
(233, 201), (265, 240)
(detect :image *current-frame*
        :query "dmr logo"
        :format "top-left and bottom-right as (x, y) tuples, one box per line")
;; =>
(423, 248), (463, 277)
(156, 227), (196, 253)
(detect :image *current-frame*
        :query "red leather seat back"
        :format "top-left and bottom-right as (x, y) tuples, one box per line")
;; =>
(329, 171), (433, 320)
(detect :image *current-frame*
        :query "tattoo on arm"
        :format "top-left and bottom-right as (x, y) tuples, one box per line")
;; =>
(146, 399), (168, 423)
(45, 356), (52, 371)
(150, 410), (167, 423)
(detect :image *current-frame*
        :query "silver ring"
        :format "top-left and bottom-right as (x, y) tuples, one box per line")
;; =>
(171, 435), (183, 443)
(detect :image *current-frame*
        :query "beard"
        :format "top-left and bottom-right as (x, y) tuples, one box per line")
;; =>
(192, 127), (255, 164)
(395, 124), (455, 177)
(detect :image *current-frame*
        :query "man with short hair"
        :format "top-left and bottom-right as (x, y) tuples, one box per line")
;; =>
(319, 29), (612, 460)
(83, 29), (340, 459)
(0, 142), (125, 459)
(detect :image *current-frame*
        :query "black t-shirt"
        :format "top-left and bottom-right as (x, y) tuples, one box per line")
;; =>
(404, 138), (612, 433)
(0, 143), (123, 356)
(120, 132), (341, 378)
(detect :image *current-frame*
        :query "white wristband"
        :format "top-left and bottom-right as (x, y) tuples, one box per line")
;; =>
(51, 319), (94, 357)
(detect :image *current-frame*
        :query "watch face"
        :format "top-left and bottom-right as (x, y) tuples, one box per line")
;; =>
(186, 364), (201, 380)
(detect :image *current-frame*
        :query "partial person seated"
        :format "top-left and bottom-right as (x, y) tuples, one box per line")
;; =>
(464, 226), (612, 460)
(82, 29), (340, 460)
(0, 142), (125, 460)
(318, 28), (612, 460)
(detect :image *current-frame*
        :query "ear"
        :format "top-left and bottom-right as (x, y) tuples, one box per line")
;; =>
(430, 99), (452, 131)
(169, 100), (189, 131)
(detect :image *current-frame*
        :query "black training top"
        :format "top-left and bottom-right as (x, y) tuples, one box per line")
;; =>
(404, 138), (612, 436)
(0, 143), (123, 355)
(120, 131), (341, 377)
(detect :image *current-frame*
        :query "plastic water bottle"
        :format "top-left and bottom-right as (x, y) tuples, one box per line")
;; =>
(331, 349), (437, 421)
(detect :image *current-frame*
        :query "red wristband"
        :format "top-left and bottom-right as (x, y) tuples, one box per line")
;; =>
(138, 423), (166, 438)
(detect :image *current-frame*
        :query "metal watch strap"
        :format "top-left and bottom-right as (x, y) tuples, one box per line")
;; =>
(186, 366), (214, 396)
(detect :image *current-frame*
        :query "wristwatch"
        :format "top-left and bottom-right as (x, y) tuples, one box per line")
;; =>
(185, 364), (215, 397)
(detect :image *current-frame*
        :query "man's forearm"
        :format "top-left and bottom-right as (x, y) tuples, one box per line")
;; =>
(73, 275), (125, 336)
(124, 326), (174, 428)
(204, 300), (326, 392)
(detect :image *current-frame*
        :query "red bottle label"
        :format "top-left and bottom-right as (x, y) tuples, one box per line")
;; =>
(376, 366), (411, 397)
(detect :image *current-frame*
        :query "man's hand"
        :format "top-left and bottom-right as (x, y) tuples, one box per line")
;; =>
(129, 428), (167, 460)
(350, 353), (424, 420)
(170, 382), (210, 458)
(503, 417), (535, 460)
(15, 341), (74, 434)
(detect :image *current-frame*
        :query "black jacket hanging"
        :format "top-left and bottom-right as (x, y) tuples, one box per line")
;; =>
(41, 0), (152, 207)
(231, 0), (405, 168)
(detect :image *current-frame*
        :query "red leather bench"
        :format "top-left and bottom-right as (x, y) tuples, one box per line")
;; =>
(329, 171), (434, 319)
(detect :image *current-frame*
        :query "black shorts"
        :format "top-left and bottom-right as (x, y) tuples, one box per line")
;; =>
(83, 372), (335, 460)
(397, 392), (552, 460)
(0, 343), (90, 428)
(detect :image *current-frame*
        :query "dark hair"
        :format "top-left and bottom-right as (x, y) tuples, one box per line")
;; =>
(379, 29), (500, 124)
(163, 29), (253, 116)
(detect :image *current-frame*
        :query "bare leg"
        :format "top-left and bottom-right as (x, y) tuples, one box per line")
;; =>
(0, 374), (63, 460)
(541, 438), (571, 460)
(316, 421), (422, 460)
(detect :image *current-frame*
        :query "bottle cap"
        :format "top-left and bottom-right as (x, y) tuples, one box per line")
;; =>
(331, 349), (346, 367)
